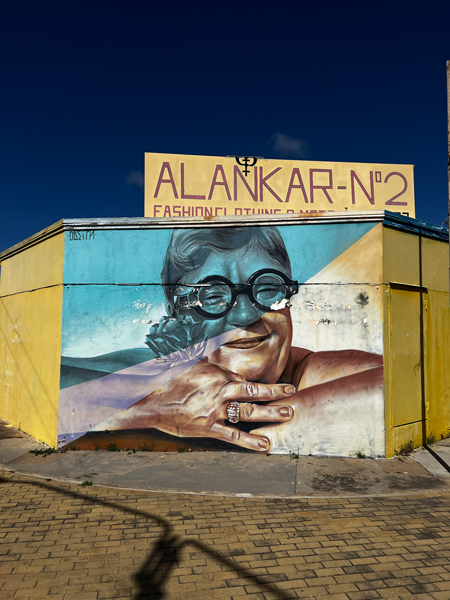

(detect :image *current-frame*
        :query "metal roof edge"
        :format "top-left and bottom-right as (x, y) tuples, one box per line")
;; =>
(0, 212), (385, 260)
(60, 210), (387, 228)
(1, 210), (447, 261)
(383, 211), (449, 242)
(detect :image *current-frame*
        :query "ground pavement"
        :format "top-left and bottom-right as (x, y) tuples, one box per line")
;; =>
(2, 421), (450, 600)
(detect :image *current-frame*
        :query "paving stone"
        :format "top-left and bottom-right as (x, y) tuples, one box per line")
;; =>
(2, 471), (450, 599)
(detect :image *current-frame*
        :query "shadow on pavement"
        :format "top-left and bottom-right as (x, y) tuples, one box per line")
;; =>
(133, 531), (183, 599)
(0, 473), (295, 600)
(424, 444), (450, 474)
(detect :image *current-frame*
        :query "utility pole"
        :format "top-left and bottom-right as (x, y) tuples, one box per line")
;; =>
(448, 61), (450, 225)
(447, 61), (450, 290)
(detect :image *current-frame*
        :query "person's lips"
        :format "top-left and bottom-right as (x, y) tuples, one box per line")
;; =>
(222, 334), (271, 350)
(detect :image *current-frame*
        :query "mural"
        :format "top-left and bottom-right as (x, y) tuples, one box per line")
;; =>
(59, 223), (384, 456)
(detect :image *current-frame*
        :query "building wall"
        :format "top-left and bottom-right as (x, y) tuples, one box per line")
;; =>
(0, 234), (65, 296)
(0, 234), (64, 446)
(383, 227), (450, 456)
(59, 222), (385, 456)
(422, 237), (450, 442)
(1, 216), (446, 457)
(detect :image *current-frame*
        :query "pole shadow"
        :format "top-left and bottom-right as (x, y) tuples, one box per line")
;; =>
(0, 473), (296, 600)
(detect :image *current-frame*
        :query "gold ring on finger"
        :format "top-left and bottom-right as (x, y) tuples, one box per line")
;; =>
(226, 401), (240, 424)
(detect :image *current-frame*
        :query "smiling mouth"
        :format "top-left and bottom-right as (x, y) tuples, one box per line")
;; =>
(222, 334), (270, 350)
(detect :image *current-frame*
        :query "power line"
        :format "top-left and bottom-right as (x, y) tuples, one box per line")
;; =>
(0, 217), (22, 244)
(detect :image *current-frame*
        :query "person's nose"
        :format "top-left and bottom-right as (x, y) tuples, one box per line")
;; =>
(226, 293), (262, 328)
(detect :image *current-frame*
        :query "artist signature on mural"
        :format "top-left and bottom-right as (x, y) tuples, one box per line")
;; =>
(69, 230), (95, 241)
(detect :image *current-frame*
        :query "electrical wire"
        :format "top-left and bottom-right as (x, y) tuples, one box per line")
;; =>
(0, 217), (22, 243)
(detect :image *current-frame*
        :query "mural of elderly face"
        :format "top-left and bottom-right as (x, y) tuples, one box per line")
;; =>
(58, 222), (385, 455)
(160, 227), (297, 383)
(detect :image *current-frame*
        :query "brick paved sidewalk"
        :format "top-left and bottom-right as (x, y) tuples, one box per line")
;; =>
(1, 471), (450, 600)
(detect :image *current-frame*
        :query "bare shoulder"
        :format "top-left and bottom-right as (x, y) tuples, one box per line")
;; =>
(294, 348), (383, 390)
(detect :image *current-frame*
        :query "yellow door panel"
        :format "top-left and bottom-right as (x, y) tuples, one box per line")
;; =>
(390, 289), (422, 427)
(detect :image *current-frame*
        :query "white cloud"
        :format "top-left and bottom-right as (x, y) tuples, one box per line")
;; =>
(126, 170), (144, 188)
(270, 132), (309, 158)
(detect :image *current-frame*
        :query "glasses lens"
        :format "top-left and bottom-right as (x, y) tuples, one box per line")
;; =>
(253, 273), (287, 307)
(174, 284), (194, 298)
(198, 282), (233, 315)
(173, 284), (195, 309)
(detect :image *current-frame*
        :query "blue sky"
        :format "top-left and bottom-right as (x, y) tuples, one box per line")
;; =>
(1, 2), (449, 252)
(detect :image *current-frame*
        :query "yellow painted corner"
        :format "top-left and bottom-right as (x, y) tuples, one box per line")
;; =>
(0, 286), (63, 446)
(383, 229), (450, 457)
(0, 233), (65, 296)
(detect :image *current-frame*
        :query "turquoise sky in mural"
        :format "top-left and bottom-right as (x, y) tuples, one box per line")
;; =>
(61, 222), (376, 357)
(63, 223), (376, 284)
(280, 223), (376, 283)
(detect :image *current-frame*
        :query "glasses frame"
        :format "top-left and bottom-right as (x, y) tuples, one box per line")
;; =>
(174, 268), (299, 320)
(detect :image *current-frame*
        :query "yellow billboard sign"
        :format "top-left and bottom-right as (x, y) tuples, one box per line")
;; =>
(145, 153), (415, 219)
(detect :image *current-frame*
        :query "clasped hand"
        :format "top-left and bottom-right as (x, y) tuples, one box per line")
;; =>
(112, 360), (296, 452)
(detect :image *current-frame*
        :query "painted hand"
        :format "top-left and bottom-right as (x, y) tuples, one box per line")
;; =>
(108, 360), (296, 452)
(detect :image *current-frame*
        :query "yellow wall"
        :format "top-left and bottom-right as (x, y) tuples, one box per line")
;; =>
(422, 237), (450, 442)
(0, 234), (64, 446)
(383, 227), (450, 456)
(383, 227), (420, 285)
(0, 233), (64, 296)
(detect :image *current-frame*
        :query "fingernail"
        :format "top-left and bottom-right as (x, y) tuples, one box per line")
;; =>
(283, 385), (296, 395)
(258, 438), (270, 450)
(279, 406), (292, 418)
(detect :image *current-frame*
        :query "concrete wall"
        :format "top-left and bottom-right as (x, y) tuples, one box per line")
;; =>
(0, 234), (64, 446)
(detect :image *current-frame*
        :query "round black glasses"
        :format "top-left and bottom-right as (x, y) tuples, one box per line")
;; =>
(173, 269), (299, 320)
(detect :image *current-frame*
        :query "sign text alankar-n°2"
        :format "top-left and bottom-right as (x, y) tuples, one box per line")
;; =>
(144, 153), (415, 219)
